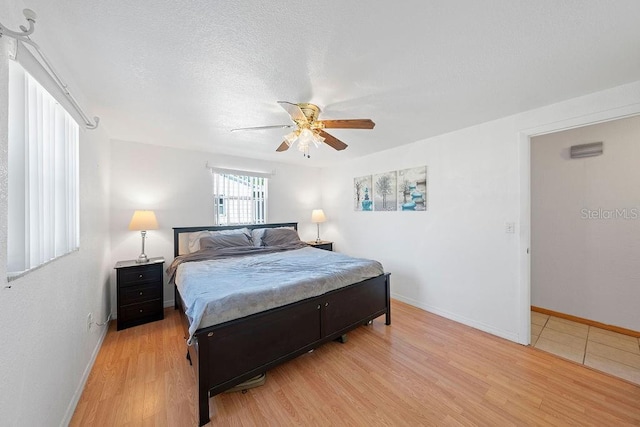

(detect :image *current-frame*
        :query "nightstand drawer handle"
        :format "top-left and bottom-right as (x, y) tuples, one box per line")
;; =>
(139, 309), (143, 313)
(325, 302), (329, 307)
(139, 291), (143, 296)
(317, 304), (321, 310)
(138, 274), (143, 278)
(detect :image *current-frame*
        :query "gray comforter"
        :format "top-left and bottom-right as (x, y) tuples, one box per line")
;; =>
(168, 245), (384, 344)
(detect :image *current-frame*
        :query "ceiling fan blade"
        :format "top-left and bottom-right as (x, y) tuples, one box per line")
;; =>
(276, 141), (290, 152)
(231, 124), (292, 132)
(318, 130), (348, 151)
(277, 101), (308, 123)
(319, 119), (375, 129)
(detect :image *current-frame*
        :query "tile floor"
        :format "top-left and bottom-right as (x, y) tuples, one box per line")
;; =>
(531, 311), (640, 385)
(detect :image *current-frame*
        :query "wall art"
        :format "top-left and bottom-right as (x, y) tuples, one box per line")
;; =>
(354, 175), (373, 211)
(397, 166), (427, 211)
(373, 171), (398, 211)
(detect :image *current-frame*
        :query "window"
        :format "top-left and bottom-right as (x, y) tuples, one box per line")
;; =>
(7, 61), (79, 277)
(211, 170), (268, 225)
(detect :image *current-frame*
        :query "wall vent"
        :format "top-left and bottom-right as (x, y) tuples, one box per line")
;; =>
(570, 142), (603, 158)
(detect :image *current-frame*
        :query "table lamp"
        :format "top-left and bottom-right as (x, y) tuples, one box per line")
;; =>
(128, 210), (159, 263)
(311, 209), (326, 244)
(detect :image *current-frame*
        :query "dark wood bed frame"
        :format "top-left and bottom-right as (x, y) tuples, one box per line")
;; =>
(172, 223), (391, 426)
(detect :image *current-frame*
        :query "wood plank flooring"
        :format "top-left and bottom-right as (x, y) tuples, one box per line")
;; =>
(71, 301), (640, 426)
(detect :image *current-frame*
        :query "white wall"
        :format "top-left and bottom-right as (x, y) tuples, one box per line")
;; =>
(531, 115), (640, 331)
(0, 30), (112, 427)
(322, 80), (640, 344)
(109, 140), (323, 312)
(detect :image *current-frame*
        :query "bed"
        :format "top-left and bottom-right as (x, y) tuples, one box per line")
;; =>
(170, 223), (391, 426)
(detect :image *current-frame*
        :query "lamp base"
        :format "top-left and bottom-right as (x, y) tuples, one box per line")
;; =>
(136, 230), (149, 263)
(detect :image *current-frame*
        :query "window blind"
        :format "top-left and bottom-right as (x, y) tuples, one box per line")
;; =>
(7, 60), (79, 276)
(211, 171), (268, 225)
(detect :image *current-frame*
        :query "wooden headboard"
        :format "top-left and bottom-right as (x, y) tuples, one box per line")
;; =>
(172, 223), (298, 257)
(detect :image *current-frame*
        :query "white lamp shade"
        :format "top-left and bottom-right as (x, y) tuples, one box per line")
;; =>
(311, 209), (326, 223)
(128, 210), (159, 231)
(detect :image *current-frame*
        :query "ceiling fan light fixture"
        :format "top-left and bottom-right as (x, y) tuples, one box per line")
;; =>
(284, 130), (298, 146)
(297, 128), (314, 151)
(298, 128), (313, 139)
(297, 140), (309, 152)
(312, 131), (325, 148)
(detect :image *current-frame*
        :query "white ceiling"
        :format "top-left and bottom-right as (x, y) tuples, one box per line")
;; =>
(16, 0), (640, 166)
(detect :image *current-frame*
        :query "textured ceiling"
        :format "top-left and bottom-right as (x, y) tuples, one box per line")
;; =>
(14, 0), (640, 166)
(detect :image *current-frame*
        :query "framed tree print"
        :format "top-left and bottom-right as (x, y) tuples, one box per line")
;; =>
(354, 175), (373, 211)
(373, 171), (397, 211)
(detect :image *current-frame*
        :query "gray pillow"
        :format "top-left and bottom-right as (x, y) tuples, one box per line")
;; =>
(261, 228), (301, 246)
(200, 233), (252, 250)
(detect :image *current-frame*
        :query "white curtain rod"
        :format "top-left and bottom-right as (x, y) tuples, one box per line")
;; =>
(0, 9), (100, 130)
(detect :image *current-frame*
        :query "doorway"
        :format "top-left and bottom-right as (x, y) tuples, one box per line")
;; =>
(526, 114), (640, 385)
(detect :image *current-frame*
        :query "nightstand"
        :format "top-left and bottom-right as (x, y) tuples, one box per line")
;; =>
(115, 257), (165, 330)
(307, 241), (333, 251)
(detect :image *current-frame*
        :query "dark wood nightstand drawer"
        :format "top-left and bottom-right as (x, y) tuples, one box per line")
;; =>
(120, 299), (163, 324)
(120, 266), (162, 286)
(120, 282), (162, 305)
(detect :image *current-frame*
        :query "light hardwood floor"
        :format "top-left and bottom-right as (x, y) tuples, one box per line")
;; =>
(71, 301), (640, 426)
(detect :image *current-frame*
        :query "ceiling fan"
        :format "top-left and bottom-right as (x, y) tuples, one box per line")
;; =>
(231, 101), (375, 157)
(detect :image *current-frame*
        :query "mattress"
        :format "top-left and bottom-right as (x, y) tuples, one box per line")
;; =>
(174, 246), (384, 343)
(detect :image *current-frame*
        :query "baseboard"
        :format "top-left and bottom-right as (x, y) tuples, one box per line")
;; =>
(391, 293), (521, 343)
(59, 321), (110, 427)
(531, 306), (640, 338)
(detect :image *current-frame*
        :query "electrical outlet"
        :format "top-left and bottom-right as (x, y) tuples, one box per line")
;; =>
(87, 313), (93, 331)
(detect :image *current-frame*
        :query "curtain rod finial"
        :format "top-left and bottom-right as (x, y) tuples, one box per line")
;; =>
(23, 9), (37, 22)
(85, 116), (100, 130)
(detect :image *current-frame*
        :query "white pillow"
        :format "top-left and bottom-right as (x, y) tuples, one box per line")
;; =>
(187, 228), (250, 253)
(186, 231), (212, 254)
(251, 227), (294, 247)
